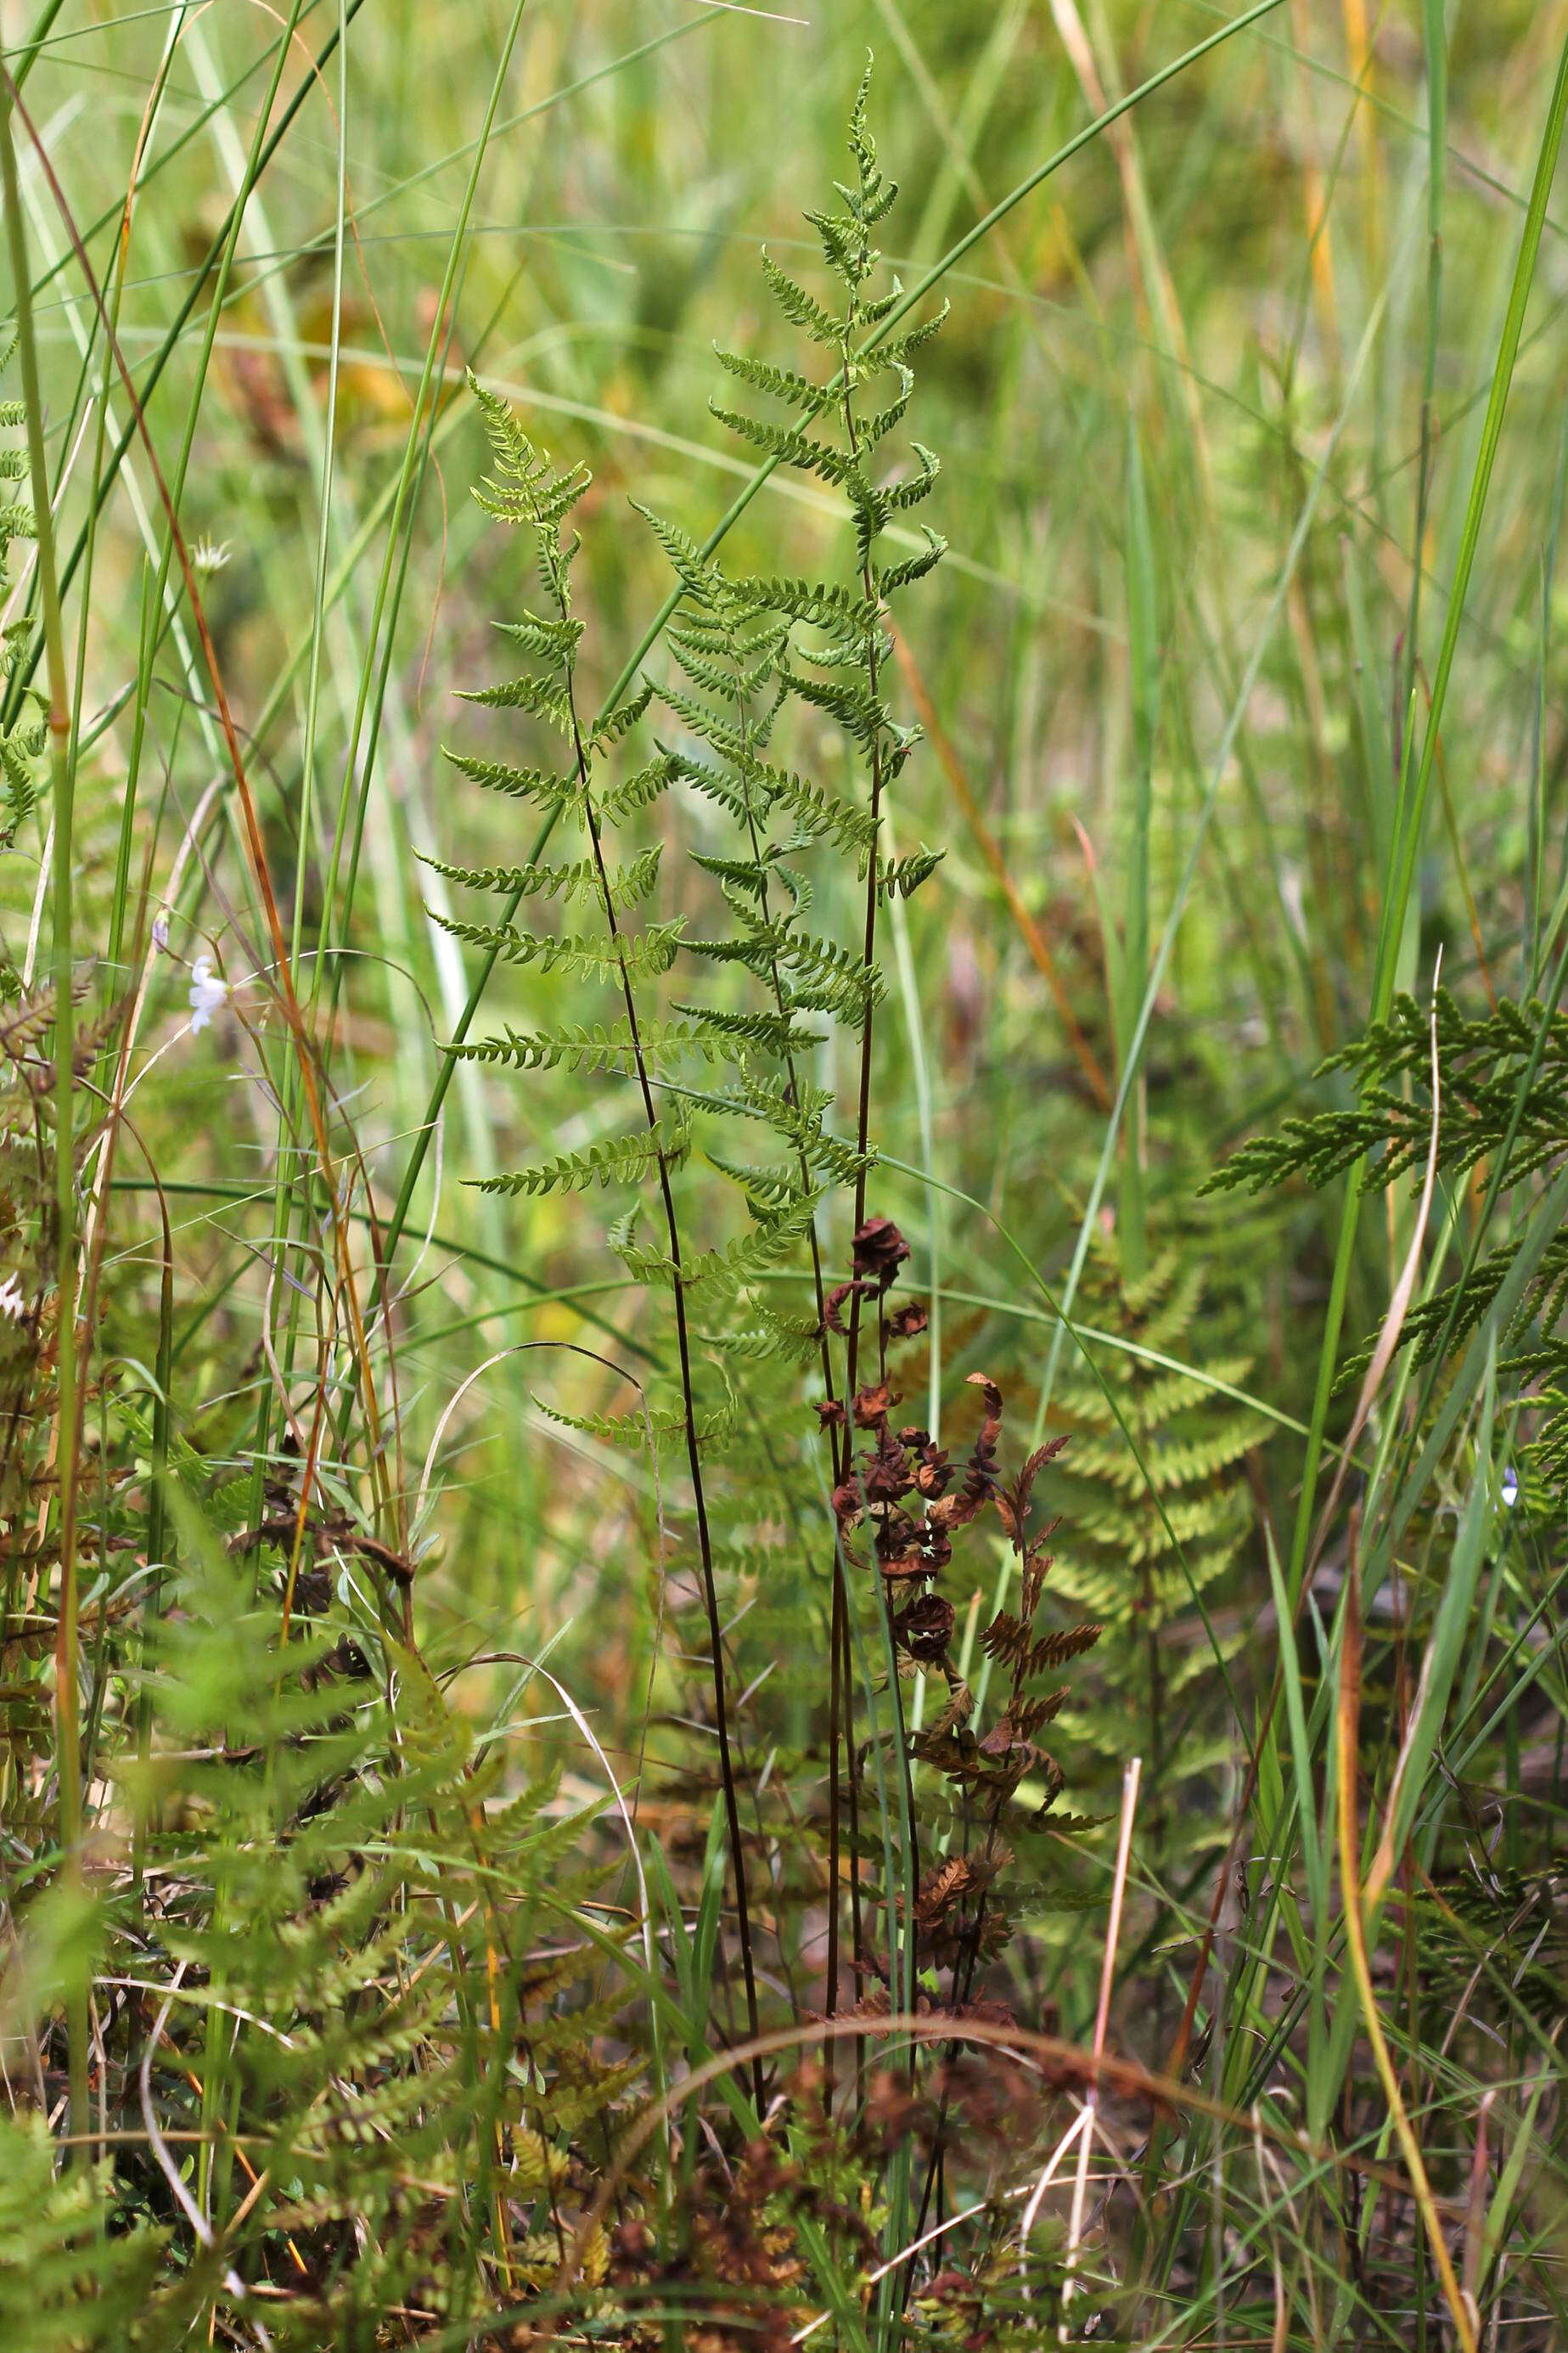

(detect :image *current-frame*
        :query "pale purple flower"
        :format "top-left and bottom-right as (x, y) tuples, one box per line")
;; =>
(188, 954), (228, 1034)
(151, 913), (170, 954)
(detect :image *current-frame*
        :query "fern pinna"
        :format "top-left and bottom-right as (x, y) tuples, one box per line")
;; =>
(1208, 984), (1568, 1483)
(1039, 1227), (1266, 1852)
(439, 63), (950, 2042)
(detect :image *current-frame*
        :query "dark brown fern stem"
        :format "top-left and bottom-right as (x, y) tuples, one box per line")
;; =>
(837, 343), (919, 2055)
(562, 672), (764, 2114)
(1145, 1558), (1166, 1873)
(839, 365), (885, 1461)
(802, 1246), (859, 2077)
(909, 1526), (1030, 2273)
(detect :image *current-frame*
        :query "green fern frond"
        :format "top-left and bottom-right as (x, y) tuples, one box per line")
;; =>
(1036, 1224), (1267, 1830)
(468, 369), (591, 532)
(448, 1016), (735, 1073)
(856, 363), (914, 450)
(689, 847), (775, 895)
(458, 667), (573, 732)
(661, 742), (753, 821)
(599, 748), (678, 823)
(708, 400), (857, 488)
(533, 1390), (736, 1452)
(877, 526), (947, 595)
(712, 343), (835, 411)
(778, 664), (889, 752)
(494, 610), (584, 662)
(672, 999), (826, 1056)
(0, 2121), (166, 2344)
(1213, 988), (1568, 1198)
(1066, 1409), (1264, 1498)
(418, 842), (660, 910)
(472, 1110), (690, 1198)
(610, 1191), (823, 1293)
(1208, 982), (1568, 1483)
(666, 743), (874, 854)
(730, 571), (876, 635)
(668, 623), (779, 705)
(695, 1320), (818, 1364)
(879, 303), (951, 367)
(678, 1071), (831, 1132)
(591, 679), (655, 749)
(691, 1066), (874, 1182)
(441, 746), (583, 814)
(686, 922), (884, 1020)
(430, 909), (684, 982)
(762, 762), (878, 853)
(773, 926), (885, 1016)
(884, 442), (941, 513)
(760, 249), (846, 346)
(733, 1067), (837, 1125)
(702, 1147), (807, 1213)
(626, 498), (726, 602)
(874, 843), (944, 900)
(658, 678), (755, 768)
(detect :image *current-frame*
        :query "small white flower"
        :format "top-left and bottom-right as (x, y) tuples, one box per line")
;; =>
(188, 954), (228, 1034)
(193, 538), (232, 574)
(0, 1271), (25, 1320)
(151, 913), (170, 954)
(1502, 1466), (1520, 1508)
